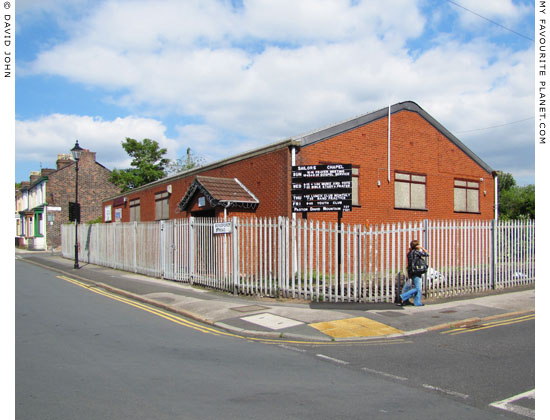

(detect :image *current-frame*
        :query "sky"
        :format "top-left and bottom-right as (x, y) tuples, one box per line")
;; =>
(12, 0), (535, 185)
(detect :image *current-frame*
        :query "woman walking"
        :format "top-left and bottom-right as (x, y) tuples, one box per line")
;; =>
(400, 240), (429, 307)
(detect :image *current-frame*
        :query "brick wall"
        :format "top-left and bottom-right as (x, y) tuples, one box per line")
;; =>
(106, 147), (290, 223)
(297, 110), (495, 225)
(104, 109), (494, 226)
(47, 151), (120, 249)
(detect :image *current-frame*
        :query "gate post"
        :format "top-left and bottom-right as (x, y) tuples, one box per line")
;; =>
(160, 220), (165, 279)
(231, 216), (239, 295)
(423, 219), (429, 299)
(491, 219), (497, 289)
(133, 221), (138, 273)
(188, 217), (195, 284)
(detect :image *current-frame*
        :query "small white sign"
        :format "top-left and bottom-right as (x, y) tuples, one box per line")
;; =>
(213, 222), (232, 234)
(47, 206), (62, 212)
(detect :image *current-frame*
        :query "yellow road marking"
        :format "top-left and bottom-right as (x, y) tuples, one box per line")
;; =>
(56, 275), (407, 347)
(57, 275), (229, 336)
(310, 317), (403, 338)
(441, 313), (535, 335)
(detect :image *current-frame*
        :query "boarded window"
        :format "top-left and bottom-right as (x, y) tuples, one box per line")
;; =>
(394, 172), (426, 210)
(155, 192), (169, 220)
(130, 198), (141, 222)
(454, 179), (479, 213)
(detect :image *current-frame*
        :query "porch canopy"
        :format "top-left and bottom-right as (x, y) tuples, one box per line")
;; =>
(177, 176), (259, 212)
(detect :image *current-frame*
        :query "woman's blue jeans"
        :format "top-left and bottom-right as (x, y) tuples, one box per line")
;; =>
(400, 275), (423, 306)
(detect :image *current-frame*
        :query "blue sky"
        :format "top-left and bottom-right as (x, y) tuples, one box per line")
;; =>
(13, 0), (535, 185)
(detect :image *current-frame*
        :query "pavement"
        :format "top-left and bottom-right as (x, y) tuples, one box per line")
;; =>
(15, 249), (536, 342)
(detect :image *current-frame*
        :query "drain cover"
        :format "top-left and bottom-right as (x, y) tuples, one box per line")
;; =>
(230, 305), (268, 313)
(440, 310), (457, 314)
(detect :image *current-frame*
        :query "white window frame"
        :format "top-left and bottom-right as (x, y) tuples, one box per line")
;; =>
(394, 171), (427, 210)
(454, 179), (480, 213)
(352, 166), (360, 206)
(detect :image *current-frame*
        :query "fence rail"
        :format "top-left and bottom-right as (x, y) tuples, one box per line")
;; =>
(62, 217), (535, 303)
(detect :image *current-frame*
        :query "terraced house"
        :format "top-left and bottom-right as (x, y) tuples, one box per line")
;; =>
(16, 150), (120, 250)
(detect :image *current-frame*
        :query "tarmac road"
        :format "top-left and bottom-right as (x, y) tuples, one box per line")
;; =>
(16, 257), (534, 420)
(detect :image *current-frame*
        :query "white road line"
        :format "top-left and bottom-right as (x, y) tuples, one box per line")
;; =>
(316, 354), (349, 365)
(422, 384), (469, 400)
(279, 344), (307, 353)
(361, 367), (408, 381)
(489, 389), (535, 419)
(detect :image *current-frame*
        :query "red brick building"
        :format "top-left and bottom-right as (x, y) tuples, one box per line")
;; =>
(103, 101), (497, 225)
(16, 150), (121, 250)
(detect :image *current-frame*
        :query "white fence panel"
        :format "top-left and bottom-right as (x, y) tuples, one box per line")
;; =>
(62, 217), (535, 303)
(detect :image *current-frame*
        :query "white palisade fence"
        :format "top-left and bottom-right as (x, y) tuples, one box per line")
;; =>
(62, 217), (534, 303)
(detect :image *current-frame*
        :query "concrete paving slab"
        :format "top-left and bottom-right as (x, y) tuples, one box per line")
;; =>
(241, 313), (305, 330)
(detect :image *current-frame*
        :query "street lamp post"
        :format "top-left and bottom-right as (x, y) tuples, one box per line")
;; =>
(71, 140), (83, 269)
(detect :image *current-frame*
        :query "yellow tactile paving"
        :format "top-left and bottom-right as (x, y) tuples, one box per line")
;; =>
(310, 317), (403, 338)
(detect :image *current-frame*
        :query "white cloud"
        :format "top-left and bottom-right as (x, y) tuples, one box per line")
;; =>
(17, 0), (535, 184)
(449, 0), (533, 32)
(15, 114), (179, 170)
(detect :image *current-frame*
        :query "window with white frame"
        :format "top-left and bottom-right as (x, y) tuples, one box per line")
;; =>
(454, 179), (479, 213)
(394, 171), (426, 210)
(155, 192), (169, 220)
(130, 198), (141, 222)
(351, 166), (360, 206)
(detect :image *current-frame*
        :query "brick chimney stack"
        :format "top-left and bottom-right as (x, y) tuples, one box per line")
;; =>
(56, 154), (73, 170)
(29, 171), (41, 185)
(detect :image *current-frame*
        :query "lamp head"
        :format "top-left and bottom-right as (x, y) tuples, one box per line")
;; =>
(71, 140), (84, 161)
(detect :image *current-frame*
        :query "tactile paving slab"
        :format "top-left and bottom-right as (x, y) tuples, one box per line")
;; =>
(309, 317), (403, 338)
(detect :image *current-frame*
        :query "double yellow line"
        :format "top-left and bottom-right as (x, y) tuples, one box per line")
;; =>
(57, 275), (237, 338)
(441, 313), (535, 336)
(57, 274), (406, 346)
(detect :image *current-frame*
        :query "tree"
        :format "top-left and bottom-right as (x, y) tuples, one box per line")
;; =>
(498, 172), (516, 192)
(110, 138), (170, 192)
(165, 147), (206, 175)
(497, 172), (535, 219)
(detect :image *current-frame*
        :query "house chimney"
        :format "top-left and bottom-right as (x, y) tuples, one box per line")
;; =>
(41, 168), (55, 176)
(81, 149), (96, 162)
(29, 171), (42, 185)
(56, 153), (73, 170)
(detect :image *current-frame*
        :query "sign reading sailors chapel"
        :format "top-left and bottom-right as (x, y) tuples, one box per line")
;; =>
(291, 164), (352, 213)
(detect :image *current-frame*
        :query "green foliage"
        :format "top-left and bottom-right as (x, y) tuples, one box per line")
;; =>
(165, 147), (206, 175)
(88, 216), (104, 224)
(498, 173), (535, 219)
(110, 138), (170, 192)
(498, 172), (516, 192)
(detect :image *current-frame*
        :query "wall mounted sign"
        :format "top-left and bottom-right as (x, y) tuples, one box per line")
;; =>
(213, 221), (232, 234)
(291, 164), (352, 213)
